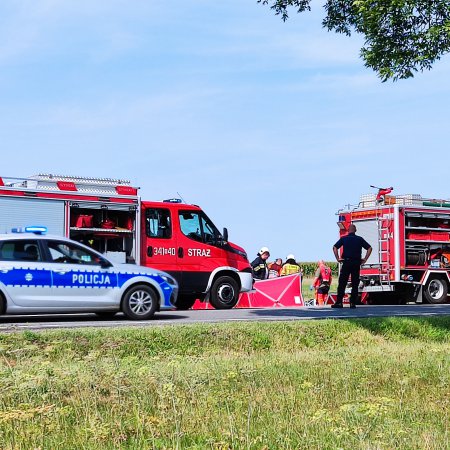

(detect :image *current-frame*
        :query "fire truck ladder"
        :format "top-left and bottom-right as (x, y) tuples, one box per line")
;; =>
(376, 211), (392, 290)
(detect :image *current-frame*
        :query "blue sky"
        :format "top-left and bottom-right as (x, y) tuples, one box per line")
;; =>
(1, 1), (450, 261)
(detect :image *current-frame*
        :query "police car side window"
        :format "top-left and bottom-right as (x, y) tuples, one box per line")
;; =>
(0, 240), (41, 262)
(46, 241), (102, 265)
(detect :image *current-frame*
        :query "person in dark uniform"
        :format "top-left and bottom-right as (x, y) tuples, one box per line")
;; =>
(332, 224), (372, 308)
(251, 246), (270, 280)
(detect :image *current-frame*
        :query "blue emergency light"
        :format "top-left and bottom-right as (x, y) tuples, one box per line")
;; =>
(11, 226), (48, 235)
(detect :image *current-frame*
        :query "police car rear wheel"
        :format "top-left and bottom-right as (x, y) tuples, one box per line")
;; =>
(122, 285), (158, 319)
(209, 276), (239, 309)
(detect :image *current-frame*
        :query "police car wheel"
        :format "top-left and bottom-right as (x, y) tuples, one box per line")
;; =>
(122, 284), (158, 319)
(209, 276), (239, 309)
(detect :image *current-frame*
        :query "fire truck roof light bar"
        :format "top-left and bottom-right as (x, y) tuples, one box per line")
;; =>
(32, 174), (132, 186)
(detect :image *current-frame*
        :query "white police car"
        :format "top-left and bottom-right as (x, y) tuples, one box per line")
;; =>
(0, 227), (178, 320)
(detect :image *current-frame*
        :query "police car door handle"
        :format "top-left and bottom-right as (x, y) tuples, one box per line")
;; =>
(53, 269), (68, 274)
(178, 247), (184, 258)
(0, 267), (10, 273)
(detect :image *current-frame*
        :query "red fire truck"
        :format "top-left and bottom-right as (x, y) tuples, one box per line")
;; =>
(0, 174), (253, 310)
(337, 191), (450, 304)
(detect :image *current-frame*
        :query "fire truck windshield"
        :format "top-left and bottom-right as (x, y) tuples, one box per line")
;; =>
(179, 211), (221, 245)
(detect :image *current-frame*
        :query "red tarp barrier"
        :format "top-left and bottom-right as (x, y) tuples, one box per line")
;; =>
(193, 273), (303, 309)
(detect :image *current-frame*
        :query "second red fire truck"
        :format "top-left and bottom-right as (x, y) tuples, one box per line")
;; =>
(337, 190), (450, 304)
(0, 174), (253, 310)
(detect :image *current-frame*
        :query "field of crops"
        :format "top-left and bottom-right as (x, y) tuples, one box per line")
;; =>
(296, 261), (338, 277)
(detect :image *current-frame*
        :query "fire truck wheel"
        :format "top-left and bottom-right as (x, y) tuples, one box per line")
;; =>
(209, 276), (239, 309)
(95, 311), (118, 319)
(121, 284), (158, 319)
(424, 277), (448, 304)
(173, 295), (197, 310)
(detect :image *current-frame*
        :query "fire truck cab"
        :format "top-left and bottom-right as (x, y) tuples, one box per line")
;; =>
(141, 201), (252, 309)
(0, 174), (252, 310)
(337, 191), (450, 305)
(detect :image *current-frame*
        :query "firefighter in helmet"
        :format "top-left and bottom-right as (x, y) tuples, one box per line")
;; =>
(251, 247), (270, 280)
(312, 260), (333, 306)
(280, 254), (302, 276)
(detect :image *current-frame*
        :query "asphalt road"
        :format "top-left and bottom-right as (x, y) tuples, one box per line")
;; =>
(0, 304), (449, 332)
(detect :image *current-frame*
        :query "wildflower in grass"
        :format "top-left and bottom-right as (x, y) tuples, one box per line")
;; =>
(311, 408), (328, 423)
(226, 370), (238, 381)
(162, 382), (175, 393)
(300, 381), (313, 389)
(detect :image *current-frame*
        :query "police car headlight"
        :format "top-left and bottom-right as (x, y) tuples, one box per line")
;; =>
(161, 275), (176, 286)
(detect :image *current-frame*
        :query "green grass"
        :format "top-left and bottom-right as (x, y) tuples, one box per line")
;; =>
(0, 318), (449, 449)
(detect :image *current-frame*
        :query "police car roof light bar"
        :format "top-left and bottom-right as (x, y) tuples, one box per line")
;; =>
(11, 226), (48, 235)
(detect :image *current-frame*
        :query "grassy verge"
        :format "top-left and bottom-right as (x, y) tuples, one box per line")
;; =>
(0, 317), (449, 449)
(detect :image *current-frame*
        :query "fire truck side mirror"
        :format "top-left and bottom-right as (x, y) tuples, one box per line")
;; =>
(222, 227), (228, 243)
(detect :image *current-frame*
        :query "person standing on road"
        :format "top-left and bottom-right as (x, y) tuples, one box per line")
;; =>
(332, 224), (372, 308)
(251, 247), (270, 280)
(312, 260), (333, 306)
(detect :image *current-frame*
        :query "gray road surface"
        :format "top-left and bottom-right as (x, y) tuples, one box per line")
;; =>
(0, 304), (449, 332)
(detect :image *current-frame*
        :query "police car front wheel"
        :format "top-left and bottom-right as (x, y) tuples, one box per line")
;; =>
(122, 284), (158, 320)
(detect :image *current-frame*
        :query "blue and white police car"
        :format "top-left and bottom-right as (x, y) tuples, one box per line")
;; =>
(0, 227), (178, 319)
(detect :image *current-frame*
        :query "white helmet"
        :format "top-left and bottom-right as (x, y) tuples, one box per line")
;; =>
(286, 254), (295, 260)
(259, 246), (270, 255)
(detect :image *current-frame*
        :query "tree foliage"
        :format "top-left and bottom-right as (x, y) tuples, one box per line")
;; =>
(258, 1), (450, 81)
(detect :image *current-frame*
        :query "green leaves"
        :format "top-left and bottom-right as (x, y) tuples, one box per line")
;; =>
(258, 1), (450, 81)
(258, 0), (311, 21)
